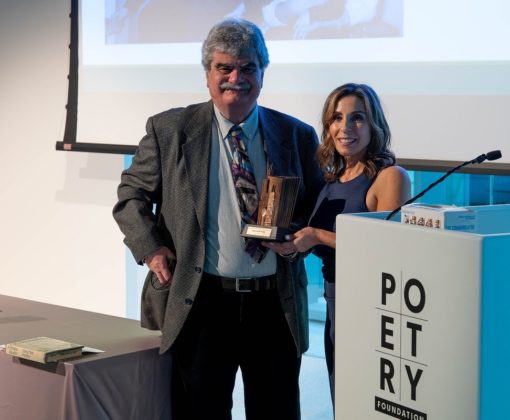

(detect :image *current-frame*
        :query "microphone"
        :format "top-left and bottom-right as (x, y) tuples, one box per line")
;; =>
(385, 150), (502, 221)
(473, 150), (502, 163)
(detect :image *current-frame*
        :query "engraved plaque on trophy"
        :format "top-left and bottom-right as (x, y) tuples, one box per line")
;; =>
(241, 175), (300, 241)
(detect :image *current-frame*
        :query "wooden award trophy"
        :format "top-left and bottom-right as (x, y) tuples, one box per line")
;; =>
(241, 175), (300, 241)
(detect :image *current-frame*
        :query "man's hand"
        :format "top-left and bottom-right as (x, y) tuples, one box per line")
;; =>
(145, 246), (176, 285)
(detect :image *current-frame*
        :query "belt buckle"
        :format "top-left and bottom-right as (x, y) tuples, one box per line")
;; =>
(235, 277), (252, 293)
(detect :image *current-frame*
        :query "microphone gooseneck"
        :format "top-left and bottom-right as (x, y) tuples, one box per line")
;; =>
(385, 150), (502, 221)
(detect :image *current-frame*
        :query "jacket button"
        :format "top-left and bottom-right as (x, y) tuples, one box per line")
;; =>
(184, 298), (193, 305)
(195, 266), (202, 273)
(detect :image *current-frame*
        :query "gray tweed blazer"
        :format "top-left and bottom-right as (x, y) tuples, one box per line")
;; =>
(113, 101), (324, 355)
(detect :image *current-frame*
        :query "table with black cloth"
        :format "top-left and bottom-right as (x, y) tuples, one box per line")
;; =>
(0, 294), (171, 420)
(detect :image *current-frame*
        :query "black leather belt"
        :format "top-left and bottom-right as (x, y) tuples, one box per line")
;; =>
(207, 274), (277, 292)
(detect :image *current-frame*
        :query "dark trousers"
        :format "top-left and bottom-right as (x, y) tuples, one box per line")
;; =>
(324, 281), (335, 410)
(171, 273), (302, 420)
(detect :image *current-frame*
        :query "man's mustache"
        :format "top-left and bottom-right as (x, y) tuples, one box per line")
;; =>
(220, 82), (251, 91)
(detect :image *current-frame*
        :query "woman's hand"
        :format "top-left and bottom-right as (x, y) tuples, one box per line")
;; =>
(261, 238), (298, 257)
(262, 226), (334, 256)
(294, 227), (336, 251)
(291, 227), (321, 252)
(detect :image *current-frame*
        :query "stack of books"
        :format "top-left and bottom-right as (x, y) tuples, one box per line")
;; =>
(401, 203), (477, 231)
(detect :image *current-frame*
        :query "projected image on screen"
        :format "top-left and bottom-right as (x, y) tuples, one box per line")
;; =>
(74, 0), (510, 167)
(105, 0), (403, 44)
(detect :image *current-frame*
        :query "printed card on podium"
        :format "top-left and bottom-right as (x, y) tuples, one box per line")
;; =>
(241, 176), (300, 241)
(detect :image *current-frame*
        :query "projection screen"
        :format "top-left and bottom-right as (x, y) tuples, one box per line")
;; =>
(56, 0), (510, 173)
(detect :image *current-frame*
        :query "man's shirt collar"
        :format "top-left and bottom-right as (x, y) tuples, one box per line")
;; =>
(213, 104), (259, 143)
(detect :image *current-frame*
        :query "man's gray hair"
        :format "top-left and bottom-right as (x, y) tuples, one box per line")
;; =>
(201, 19), (270, 71)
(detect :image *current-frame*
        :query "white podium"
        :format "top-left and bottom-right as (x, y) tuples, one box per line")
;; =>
(335, 204), (510, 420)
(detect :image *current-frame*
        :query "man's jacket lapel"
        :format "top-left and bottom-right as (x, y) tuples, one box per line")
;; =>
(182, 102), (213, 235)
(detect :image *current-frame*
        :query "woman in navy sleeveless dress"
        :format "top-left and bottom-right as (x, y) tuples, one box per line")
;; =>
(264, 83), (411, 410)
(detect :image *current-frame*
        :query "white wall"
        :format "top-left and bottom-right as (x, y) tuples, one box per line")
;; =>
(0, 0), (127, 317)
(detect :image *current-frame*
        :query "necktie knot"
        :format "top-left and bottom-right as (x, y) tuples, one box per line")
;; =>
(230, 125), (242, 137)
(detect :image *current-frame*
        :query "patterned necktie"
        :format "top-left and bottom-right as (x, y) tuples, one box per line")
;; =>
(229, 125), (266, 263)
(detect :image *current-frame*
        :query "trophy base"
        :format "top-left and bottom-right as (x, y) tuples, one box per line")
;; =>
(241, 224), (291, 242)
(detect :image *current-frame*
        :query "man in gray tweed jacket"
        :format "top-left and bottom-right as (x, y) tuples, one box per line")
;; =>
(113, 18), (323, 420)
